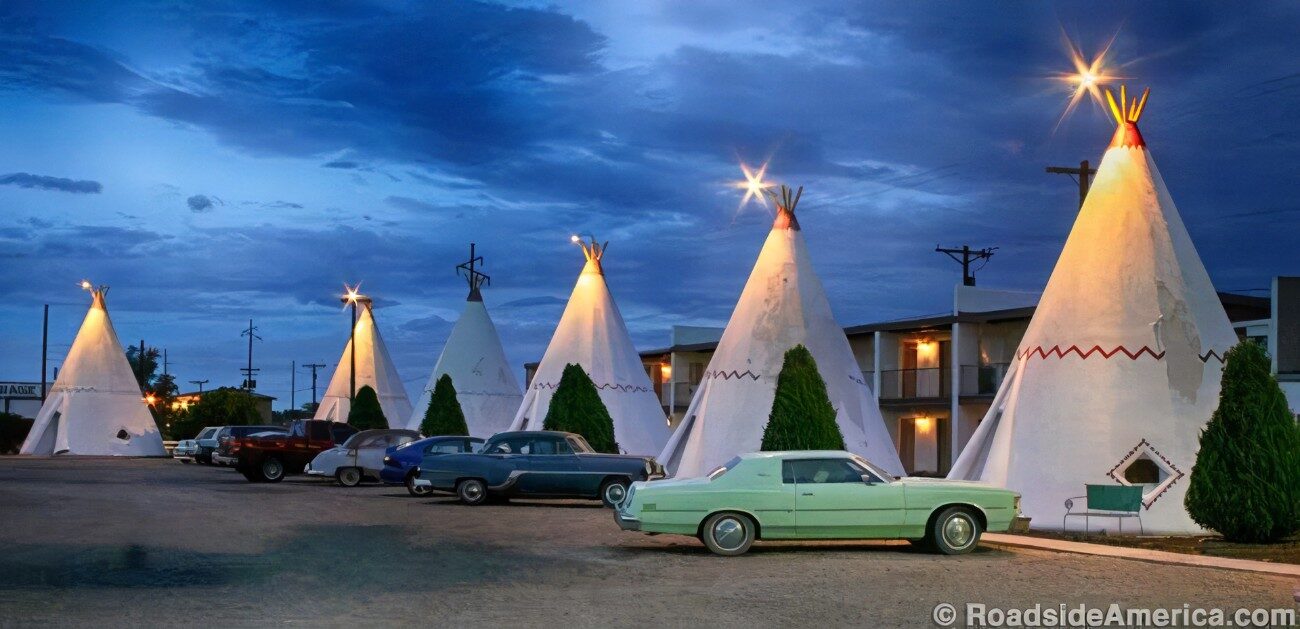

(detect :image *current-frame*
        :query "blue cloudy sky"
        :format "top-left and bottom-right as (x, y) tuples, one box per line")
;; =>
(1, 1), (1297, 408)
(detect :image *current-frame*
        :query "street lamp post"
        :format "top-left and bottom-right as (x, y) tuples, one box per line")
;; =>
(341, 284), (365, 403)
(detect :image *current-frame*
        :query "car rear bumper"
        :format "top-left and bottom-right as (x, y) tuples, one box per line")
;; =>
(380, 467), (408, 485)
(212, 453), (238, 465)
(411, 477), (433, 490)
(614, 511), (641, 531)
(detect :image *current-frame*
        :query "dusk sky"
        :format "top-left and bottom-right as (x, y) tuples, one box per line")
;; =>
(2, 1), (1297, 409)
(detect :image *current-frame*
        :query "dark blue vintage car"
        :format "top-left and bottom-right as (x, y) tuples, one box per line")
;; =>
(413, 430), (665, 507)
(380, 435), (485, 496)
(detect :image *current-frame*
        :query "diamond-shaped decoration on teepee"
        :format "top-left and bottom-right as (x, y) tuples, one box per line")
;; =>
(1108, 439), (1185, 509)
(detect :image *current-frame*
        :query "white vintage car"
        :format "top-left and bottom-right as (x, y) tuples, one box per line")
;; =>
(305, 429), (421, 486)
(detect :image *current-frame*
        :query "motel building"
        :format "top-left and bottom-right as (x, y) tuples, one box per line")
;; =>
(545, 278), (1297, 477)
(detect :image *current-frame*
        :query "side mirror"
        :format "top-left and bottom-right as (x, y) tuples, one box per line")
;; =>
(861, 474), (878, 485)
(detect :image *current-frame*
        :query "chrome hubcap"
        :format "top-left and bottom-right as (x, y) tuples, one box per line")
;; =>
(712, 517), (745, 551)
(343, 470), (358, 483)
(265, 462), (281, 478)
(943, 515), (974, 549)
(463, 483), (483, 500)
(605, 484), (627, 504)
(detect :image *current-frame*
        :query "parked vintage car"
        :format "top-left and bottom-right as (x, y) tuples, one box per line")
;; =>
(172, 427), (214, 463)
(306, 429), (422, 486)
(380, 435), (485, 496)
(614, 451), (1020, 556)
(212, 425), (288, 466)
(194, 427), (223, 464)
(413, 430), (665, 506)
(236, 419), (358, 482)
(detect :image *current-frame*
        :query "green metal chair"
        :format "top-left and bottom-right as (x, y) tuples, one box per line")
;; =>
(1063, 484), (1144, 534)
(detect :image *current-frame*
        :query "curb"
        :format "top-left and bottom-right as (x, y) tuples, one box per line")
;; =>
(982, 533), (1300, 577)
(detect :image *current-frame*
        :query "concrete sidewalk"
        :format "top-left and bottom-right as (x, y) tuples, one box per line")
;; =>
(983, 533), (1300, 577)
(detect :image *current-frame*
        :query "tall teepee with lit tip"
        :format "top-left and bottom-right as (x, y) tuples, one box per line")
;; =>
(659, 185), (905, 478)
(948, 88), (1238, 533)
(315, 297), (413, 426)
(407, 244), (522, 436)
(21, 282), (165, 456)
(509, 236), (669, 455)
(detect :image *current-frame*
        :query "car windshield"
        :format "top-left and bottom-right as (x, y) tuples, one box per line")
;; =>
(707, 456), (743, 480)
(849, 454), (896, 484)
(197, 427), (217, 439)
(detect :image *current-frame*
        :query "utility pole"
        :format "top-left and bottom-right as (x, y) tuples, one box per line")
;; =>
(189, 379), (208, 394)
(1045, 160), (1098, 210)
(304, 363), (327, 410)
(240, 319), (261, 391)
(163, 349), (169, 377)
(138, 339), (146, 392)
(935, 245), (998, 287)
(41, 304), (48, 401)
(290, 361), (296, 412)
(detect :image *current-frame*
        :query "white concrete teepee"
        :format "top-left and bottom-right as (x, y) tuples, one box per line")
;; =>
(407, 245), (522, 436)
(660, 186), (905, 478)
(509, 237), (669, 456)
(315, 301), (413, 426)
(948, 88), (1238, 533)
(21, 284), (165, 456)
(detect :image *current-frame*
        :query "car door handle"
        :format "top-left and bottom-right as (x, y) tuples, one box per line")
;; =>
(801, 492), (815, 496)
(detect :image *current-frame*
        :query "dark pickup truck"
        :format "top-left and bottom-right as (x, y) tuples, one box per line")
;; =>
(413, 430), (665, 507)
(237, 419), (358, 482)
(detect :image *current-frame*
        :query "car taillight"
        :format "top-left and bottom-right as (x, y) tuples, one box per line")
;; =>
(383, 456), (398, 467)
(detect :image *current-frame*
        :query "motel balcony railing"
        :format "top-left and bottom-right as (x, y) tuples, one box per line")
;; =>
(878, 363), (1010, 400)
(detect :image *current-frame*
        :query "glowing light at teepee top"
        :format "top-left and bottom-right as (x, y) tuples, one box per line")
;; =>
(80, 279), (93, 291)
(734, 161), (775, 207)
(341, 282), (367, 308)
(1053, 34), (1125, 129)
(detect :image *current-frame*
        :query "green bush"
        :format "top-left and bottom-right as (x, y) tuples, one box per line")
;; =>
(0, 412), (33, 454)
(1186, 342), (1300, 543)
(420, 374), (469, 436)
(542, 363), (618, 453)
(761, 345), (846, 451)
(347, 385), (389, 430)
(170, 387), (264, 439)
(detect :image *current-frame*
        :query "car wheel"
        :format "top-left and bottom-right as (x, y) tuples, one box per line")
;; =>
(261, 457), (285, 483)
(456, 479), (488, 506)
(406, 472), (432, 497)
(336, 467), (362, 487)
(930, 507), (981, 555)
(178, 458), (193, 464)
(599, 478), (630, 508)
(701, 512), (756, 557)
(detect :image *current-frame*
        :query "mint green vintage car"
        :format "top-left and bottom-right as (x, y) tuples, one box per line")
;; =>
(615, 451), (1019, 556)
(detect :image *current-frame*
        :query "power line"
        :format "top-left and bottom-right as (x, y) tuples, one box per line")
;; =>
(935, 245), (997, 287)
(1045, 160), (1098, 210)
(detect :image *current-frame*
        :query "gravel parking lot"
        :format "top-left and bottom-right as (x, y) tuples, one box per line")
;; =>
(0, 458), (1294, 627)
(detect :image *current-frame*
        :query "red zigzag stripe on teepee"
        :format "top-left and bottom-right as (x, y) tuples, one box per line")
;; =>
(1018, 345), (1227, 363)
(704, 370), (762, 381)
(530, 382), (650, 393)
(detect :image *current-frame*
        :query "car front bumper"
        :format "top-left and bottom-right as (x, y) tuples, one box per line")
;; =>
(212, 453), (238, 465)
(304, 463), (329, 477)
(614, 511), (641, 531)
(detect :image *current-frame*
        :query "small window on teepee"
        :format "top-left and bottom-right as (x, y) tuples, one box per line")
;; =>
(1109, 440), (1185, 508)
(115, 429), (130, 441)
(1122, 457), (1164, 485)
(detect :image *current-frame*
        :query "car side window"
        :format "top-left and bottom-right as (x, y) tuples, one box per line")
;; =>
(785, 459), (864, 484)
(427, 442), (462, 454)
(308, 422), (332, 441)
(554, 438), (574, 455)
(290, 422), (306, 438)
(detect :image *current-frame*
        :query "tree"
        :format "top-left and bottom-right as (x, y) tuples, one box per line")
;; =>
(347, 385), (389, 430)
(1186, 342), (1300, 543)
(125, 345), (161, 390)
(420, 374), (469, 436)
(542, 363), (618, 453)
(0, 412), (33, 454)
(170, 387), (263, 440)
(761, 345), (845, 451)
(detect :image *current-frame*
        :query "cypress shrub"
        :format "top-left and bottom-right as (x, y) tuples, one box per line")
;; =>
(542, 363), (618, 453)
(1186, 342), (1300, 543)
(420, 374), (469, 436)
(347, 385), (389, 430)
(761, 345), (846, 451)
(0, 412), (33, 454)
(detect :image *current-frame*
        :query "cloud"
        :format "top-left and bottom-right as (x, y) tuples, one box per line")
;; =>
(0, 172), (102, 193)
(498, 296), (567, 309)
(322, 160), (360, 169)
(187, 194), (215, 212)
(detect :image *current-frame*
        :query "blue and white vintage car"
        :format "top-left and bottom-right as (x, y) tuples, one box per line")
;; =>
(413, 431), (665, 506)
